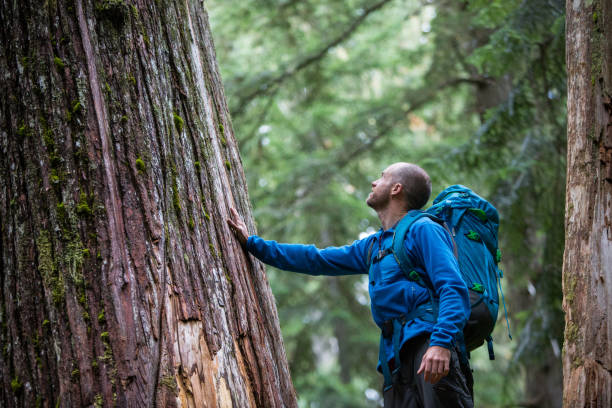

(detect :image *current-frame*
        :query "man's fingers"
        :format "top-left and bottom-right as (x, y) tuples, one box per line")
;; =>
(418, 354), (448, 384)
(434, 360), (444, 376)
(417, 346), (451, 384)
(227, 218), (237, 229)
(417, 361), (425, 376)
(227, 208), (242, 229)
(423, 358), (433, 383)
(226, 208), (248, 247)
(418, 355), (431, 381)
(229, 208), (246, 229)
(429, 359), (438, 381)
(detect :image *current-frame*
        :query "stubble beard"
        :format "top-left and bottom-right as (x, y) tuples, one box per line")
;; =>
(366, 191), (389, 211)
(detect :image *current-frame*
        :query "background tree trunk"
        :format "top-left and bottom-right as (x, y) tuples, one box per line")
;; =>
(563, 0), (612, 405)
(0, 1), (296, 407)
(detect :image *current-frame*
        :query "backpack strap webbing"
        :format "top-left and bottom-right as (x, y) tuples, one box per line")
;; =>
(379, 303), (438, 391)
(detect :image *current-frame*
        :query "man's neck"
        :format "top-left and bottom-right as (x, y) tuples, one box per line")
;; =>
(377, 205), (409, 230)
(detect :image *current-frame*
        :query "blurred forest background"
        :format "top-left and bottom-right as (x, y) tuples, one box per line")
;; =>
(208, 0), (566, 406)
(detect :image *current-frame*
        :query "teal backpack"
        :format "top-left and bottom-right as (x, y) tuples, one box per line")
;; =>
(393, 185), (511, 360)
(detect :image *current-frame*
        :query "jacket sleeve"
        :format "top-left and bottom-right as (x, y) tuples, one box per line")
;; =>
(409, 221), (470, 349)
(246, 235), (372, 276)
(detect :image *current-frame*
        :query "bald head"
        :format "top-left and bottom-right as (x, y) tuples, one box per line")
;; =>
(387, 162), (432, 210)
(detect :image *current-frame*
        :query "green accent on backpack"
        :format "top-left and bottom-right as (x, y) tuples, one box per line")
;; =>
(466, 230), (480, 241)
(468, 208), (488, 222)
(496, 248), (502, 263)
(472, 283), (484, 293)
(408, 270), (421, 282)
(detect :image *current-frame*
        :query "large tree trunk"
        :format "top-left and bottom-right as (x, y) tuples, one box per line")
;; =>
(563, 0), (612, 406)
(0, 1), (296, 407)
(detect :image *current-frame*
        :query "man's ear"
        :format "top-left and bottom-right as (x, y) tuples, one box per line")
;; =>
(391, 183), (403, 197)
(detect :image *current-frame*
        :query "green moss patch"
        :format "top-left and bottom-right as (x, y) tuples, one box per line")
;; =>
(159, 375), (177, 392)
(76, 192), (93, 217)
(53, 56), (65, 69)
(172, 178), (181, 213)
(173, 113), (184, 133)
(135, 157), (146, 173)
(36, 230), (65, 306)
(98, 309), (106, 324)
(11, 376), (22, 393)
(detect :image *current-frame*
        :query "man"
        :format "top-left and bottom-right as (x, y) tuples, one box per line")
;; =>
(227, 162), (473, 407)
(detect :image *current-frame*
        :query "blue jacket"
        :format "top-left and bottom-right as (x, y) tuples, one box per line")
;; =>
(246, 213), (470, 367)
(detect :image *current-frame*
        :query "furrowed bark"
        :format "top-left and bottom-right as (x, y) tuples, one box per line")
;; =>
(563, 0), (612, 406)
(0, 1), (296, 407)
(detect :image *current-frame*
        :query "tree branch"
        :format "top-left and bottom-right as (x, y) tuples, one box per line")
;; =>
(232, 0), (394, 117)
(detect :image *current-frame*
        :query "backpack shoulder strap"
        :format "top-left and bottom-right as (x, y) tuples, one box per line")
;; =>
(392, 211), (443, 277)
(392, 211), (442, 324)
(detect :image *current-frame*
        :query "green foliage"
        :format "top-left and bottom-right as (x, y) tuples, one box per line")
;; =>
(209, 0), (566, 405)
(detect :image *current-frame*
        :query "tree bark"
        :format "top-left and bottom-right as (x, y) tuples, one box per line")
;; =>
(563, 0), (612, 406)
(0, 1), (296, 407)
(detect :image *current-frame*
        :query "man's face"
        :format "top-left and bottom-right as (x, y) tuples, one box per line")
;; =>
(366, 167), (396, 210)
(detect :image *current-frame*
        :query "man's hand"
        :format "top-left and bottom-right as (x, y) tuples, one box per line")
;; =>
(417, 345), (451, 384)
(226, 208), (249, 247)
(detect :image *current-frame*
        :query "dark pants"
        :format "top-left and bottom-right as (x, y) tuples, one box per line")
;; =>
(383, 335), (474, 408)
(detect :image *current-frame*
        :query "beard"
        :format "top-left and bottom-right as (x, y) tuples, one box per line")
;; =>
(366, 190), (390, 210)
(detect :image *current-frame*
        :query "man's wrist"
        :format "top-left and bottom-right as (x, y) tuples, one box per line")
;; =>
(245, 235), (255, 251)
(428, 339), (452, 350)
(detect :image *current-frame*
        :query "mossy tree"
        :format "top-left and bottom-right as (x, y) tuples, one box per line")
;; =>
(563, 0), (612, 405)
(0, 1), (295, 407)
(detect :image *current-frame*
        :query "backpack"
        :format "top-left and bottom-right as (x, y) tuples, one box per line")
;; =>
(393, 185), (510, 360)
